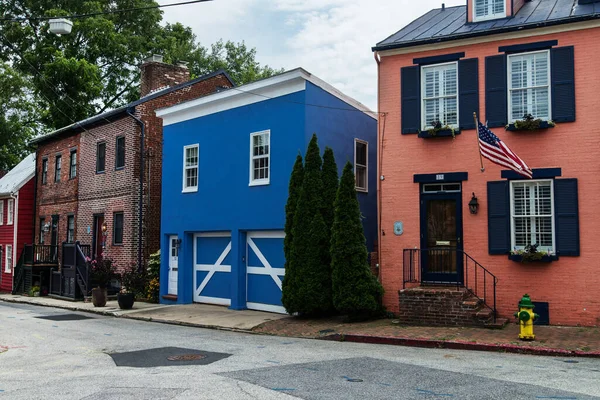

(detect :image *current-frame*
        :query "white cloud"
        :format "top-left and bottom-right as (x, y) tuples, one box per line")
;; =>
(159, 0), (466, 110)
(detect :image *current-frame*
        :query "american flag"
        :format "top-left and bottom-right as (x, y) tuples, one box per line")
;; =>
(478, 122), (532, 179)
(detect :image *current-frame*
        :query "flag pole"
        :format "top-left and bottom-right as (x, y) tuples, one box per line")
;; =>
(473, 112), (485, 172)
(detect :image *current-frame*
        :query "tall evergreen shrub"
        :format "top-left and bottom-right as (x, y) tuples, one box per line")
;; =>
(281, 154), (304, 312)
(331, 162), (384, 319)
(286, 134), (333, 315)
(321, 147), (339, 229)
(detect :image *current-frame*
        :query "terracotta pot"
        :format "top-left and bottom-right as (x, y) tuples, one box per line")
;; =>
(117, 293), (135, 310)
(91, 287), (107, 307)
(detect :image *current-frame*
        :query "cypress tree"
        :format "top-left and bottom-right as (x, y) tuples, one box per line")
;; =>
(331, 162), (384, 319)
(287, 134), (333, 315)
(281, 154), (304, 313)
(321, 147), (339, 230)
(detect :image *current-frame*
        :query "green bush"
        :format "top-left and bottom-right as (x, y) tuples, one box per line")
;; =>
(331, 162), (384, 319)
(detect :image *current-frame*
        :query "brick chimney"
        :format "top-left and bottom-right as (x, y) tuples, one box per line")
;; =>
(140, 54), (190, 97)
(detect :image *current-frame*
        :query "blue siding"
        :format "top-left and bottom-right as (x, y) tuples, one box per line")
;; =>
(304, 82), (378, 251)
(160, 81), (378, 308)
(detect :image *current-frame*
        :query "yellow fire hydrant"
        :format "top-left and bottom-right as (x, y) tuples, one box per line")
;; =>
(514, 294), (539, 341)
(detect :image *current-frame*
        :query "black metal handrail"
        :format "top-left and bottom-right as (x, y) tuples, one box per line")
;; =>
(11, 249), (26, 294)
(23, 244), (58, 265)
(403, 248), (498, 322)
(75, 242), (90, 296)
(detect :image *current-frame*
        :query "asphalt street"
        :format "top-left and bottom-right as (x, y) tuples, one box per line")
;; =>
(0, 302), (599, 399)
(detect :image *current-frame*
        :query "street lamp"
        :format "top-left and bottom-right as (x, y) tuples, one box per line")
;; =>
(48, 18), (73, 35)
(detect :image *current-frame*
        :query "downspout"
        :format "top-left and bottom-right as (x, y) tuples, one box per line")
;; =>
(32, 153), (38, 246)
(11, 193), (19, 276)
(374, 51), (383, 281)
(126, 107), (145, 272)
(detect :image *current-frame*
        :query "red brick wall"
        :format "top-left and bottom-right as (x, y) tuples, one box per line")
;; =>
(36, 134), (80, 261)
(140, 62), (190, 98)
(378, 26), (600, 326)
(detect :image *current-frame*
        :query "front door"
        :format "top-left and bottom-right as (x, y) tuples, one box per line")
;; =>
(92, 215), (105, 259)
(420, 183), (463, 284)
(50, 215), (59, 261)
(168, 236), (179, 295)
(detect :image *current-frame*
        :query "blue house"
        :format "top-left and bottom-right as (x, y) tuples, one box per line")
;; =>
(156, 68), (377, 313)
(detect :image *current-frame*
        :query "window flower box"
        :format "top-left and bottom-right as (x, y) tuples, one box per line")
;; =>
(508, 253), (557, 263)
(417, 128), (459, 139)
(506, 114), (555, 132)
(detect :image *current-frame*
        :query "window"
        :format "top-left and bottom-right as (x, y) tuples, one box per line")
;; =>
(39, 218), (45, 244)
(510, 180), (555, 253)
(7, 199), (13, 225)
(182, 144), (199, 192)
(421, 63), (458, 130)
(97, 142), (106, 173)
(474, 0), (505, 22)
(41, 158), (48, 185)
(113, 212), (124, 245)
(66, 215), (75, 243)
(54, 155), (62, 182)
(69, 149), (77, 179)
(249, 130), (270, 186)
(115, 136), (125, 170)
(508, 51), (550, 123)
(0, 201), (3, 226)
(5, 245), (12, 273)
(354, 139), (368, 192)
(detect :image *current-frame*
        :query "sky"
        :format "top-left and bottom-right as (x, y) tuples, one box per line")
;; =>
(159, 0), (465, 111)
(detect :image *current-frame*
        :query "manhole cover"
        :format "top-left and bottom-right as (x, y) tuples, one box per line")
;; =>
(36, 314), (94, 321)
(168, 354), (206, 361)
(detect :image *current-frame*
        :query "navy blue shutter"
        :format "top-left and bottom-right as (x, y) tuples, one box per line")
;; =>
(551, 46), (576, 123)
(554, 178), (580, 256)
(401, 66), (420, 134)
(485, 55), (507, 128)
(487, 180), (510, 255)
(458, 58), (479, 130)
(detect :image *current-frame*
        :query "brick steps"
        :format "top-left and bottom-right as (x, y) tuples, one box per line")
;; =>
(398, 286), (504, 328)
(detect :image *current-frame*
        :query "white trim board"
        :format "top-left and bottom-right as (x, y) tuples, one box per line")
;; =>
(156, 68), (377, 126)
(246, 302), (287, 314)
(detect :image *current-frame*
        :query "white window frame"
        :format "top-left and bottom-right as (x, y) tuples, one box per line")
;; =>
(5, 244), (12, 273)
(249, 130), (271, 186)
(420, 62), (459, 131)
(0, 200), (3, 226)
(182, 144), (199, 193)
(509, 179), (556, 253)
(354, 139), (368, 192)
(7, 199), (14, 225)
(473, 0), (506, 22)
(507, 50), (551, 123)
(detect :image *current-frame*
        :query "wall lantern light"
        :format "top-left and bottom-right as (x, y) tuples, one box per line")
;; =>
(48, 18), (73, 35)
(468, 192), (479, 215)
(101, 222), (108, 236)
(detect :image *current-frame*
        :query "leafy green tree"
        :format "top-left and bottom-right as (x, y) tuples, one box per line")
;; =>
(0, 63), (37, 169)
(331, 162), (384, 319)
(286, 134), (333, 315)
(0, 1), (282, 131)
(281, 154), (304, 312)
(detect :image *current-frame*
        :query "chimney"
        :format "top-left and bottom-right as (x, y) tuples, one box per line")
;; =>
(140, 54), (190, 97)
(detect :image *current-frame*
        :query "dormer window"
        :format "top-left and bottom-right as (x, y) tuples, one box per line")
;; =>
(474, 0), (505, 22)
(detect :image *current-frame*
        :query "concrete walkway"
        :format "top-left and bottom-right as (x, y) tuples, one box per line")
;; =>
(0, 294), (286, 331)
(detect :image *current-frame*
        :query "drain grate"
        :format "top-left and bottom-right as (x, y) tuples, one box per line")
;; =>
(36, 314), (94, 321)
(168, 354), (207, 361)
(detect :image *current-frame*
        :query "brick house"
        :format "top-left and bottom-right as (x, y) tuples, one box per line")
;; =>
(373, 0), (599, 326)
(30, 56), (234, 278)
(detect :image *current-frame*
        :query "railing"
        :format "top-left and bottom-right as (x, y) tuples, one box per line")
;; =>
(51, 242), (91, 299)
(403, 248), (498, 322)
(75, 243), (90, 296)
(23, 244), (58, 265)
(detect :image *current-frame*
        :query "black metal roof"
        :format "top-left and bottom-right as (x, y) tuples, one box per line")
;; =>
(373, 0), (600, 52)
(30, 69), (234, 145)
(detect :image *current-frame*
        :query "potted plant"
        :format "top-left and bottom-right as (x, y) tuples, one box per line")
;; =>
(118, 263), (146, 310)
(509, 244), (556, 263)
(418, 119), (457, 138)
(29, 285), (40, 297)
(88, 256), (117, 307)
(506, 113), (555, 131)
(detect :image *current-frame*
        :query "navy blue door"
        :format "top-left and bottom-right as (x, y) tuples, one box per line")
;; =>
(420, 189), (463, 284)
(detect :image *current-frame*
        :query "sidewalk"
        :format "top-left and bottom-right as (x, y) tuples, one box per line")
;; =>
(2, 294), (599, 358)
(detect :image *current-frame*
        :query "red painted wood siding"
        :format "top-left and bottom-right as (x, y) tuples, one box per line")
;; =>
(0, 197), (14, 291)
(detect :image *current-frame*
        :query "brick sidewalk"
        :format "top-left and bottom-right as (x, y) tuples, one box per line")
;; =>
(253, 316), (600, 357)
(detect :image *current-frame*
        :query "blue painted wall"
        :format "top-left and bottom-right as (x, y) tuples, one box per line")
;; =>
(304, 82), (378, 250)
(160, 82), (378, 307)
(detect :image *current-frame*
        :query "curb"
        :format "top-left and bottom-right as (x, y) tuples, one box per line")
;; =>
(318, 333), (600, 359)
(0, 296), (118, 316)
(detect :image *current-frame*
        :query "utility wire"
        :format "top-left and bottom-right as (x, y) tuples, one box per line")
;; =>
(0, 0), (213, 22)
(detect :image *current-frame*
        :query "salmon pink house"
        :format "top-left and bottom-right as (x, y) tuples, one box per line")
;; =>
(0, 154), (35, 292)
(374, 0), (599, 326)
